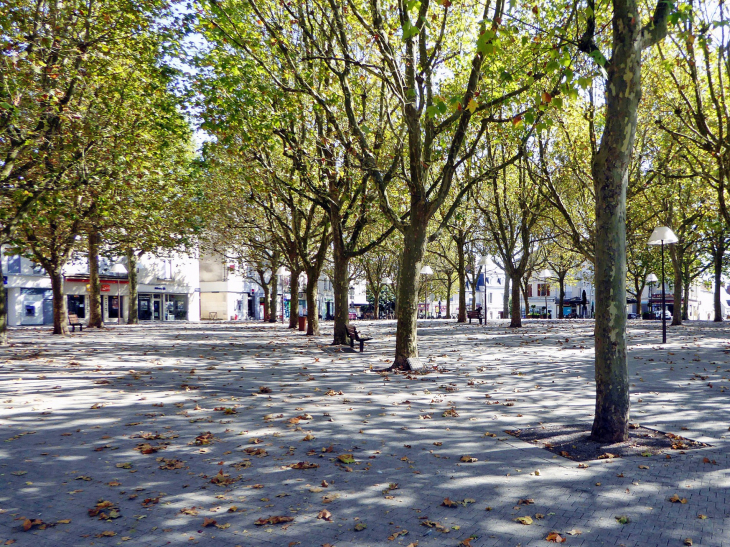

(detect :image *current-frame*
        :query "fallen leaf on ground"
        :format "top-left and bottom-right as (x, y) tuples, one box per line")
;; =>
(354, 522), (367, 531)
(317, 510), (332, 521)
(546, 532), (566, 543)
(254, 515), (294, 525)
(202, 518), (217, 527)
(290, 461), (318, 469)
(420, 520), (449, 533)
(459, 455), (478, 463)
(388, 529), (408, 540)
(337, 454), (356, 464)
(515, 516), (533, 525)
(669, 494), (688, 504)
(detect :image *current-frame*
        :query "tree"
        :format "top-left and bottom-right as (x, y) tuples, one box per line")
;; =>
(478, 156), (547, 328)
(545, 240), (584, 318)
(577, 0), (672, 442)
(199, 0), (574, 369)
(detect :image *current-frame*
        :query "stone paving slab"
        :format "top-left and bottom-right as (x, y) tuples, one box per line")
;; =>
(0, 319), (728, 546)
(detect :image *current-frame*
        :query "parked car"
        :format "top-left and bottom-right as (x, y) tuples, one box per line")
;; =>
(627, 312), (639, 319)
(654, 310), (672, 320)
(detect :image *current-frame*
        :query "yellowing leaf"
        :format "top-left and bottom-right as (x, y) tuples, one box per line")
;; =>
(466, 99), (477, 113)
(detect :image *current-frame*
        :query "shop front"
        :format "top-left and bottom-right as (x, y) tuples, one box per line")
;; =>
(137, 286), (189, 321)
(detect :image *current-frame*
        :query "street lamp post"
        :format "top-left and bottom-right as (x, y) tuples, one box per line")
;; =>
(646, 273), (658, 319)
(539, 269), (552, 319)
(648, 227), (678, 343)
(420, 265), (433, 319)
(110, 263), (127, 325)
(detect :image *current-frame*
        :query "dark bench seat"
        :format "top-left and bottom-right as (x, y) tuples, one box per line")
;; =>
(466, 309), (483, 325)
(346, 325), (372, 352)
(68, 313), (83, 332)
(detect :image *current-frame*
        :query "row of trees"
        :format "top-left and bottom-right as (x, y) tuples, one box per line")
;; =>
(191, 0), (730, 444)
(3, 0), (728, 445)
(0, 0), (203, 340)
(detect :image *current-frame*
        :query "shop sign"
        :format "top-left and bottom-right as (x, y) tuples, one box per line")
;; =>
(101, 284), (111, 292)
(154, 286), (166, 291)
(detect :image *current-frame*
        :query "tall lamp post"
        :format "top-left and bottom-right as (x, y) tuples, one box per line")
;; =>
(539, 269), (552, 319)
(646, 273), (658, 319)
(110, 263), (127, 325)
(420, 265), (433, 319)
(648, 227), (678, 343)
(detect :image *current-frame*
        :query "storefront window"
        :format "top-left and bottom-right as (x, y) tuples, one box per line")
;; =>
(67, 295), (85, 318)
(165, 294), (188, 320)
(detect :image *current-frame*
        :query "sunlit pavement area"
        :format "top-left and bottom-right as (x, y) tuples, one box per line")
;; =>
(0, 319), (729, 547)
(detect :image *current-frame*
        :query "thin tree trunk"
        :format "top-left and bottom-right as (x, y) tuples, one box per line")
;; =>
(456, 233), (467, 322)
(0, 257), (7, 345)
(126, 249), (139, 324)
(259, 271), (270, 321)
(510, 273), (522, 328)
(445, 277), (452, 318)
(373, 288), (381, 320)
(558, 276), (565, 319)
(522, 280), (530, 320)
(305, 268), (321, 335)
(503, 274), (510, 319)
(332, 245), (350, 344)
(670, 247), (682, 326)
(269, 272), (279, 324)
(682, 280), (690, 321)
(714, 250), (723, 322)
(87, 227), (103, 328)
(392, 218), (428, 370)
(288, 269), (300, 329)
(50, 269), (69, 335)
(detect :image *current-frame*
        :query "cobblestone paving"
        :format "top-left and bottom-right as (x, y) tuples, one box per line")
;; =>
(0, 319), (729, 547)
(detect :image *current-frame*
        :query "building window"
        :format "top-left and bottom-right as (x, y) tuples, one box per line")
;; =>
(488, 293), (493, 304)
(537, 283), (550, 297)
(7, 255), (21, 274)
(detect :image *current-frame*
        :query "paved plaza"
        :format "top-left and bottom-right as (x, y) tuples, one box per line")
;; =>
(0, 319), (729, 547)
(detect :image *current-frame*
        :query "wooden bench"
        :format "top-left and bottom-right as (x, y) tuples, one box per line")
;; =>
(346, 324), (372, 352)
(466, 309), (483, 325)
(68, 313), (83, 332)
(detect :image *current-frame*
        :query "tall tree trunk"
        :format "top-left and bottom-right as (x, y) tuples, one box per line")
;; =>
(510, 273), (522, 328)
(670, 246), (682, 326)
(269, 272), (279, 324)
(558, 276), (565, 319)
(682, 280), (690, 321)
(714, 250), (723, 322)
(87, 227), (103, 328)
(522, 280), (530, 320)
(258, 271), (270, 321)
(503, 274), (510, 319)
(373, 287), (381, 320)
(456, 233), (467, 322)
(0, 257), (7, 345)
(445, 277), (452, 318)
(50, 268), (69, 335)
(305, 267), (321, 335)
(332, 244), (350, 344)
(288, 269), (301, 329)
(392, 218), (428, 369)
(126, 249), (139, 324)
(590, 0), (657, 443)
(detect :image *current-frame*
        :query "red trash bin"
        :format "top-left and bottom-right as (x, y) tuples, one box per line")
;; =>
(298, 316), (307, 331)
